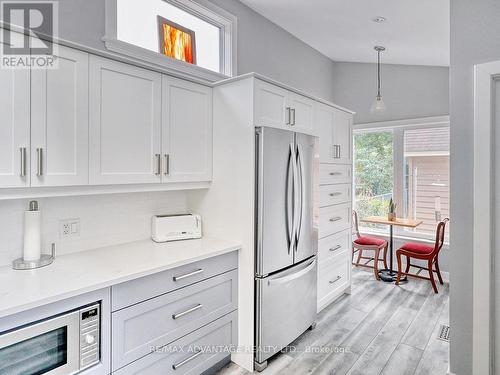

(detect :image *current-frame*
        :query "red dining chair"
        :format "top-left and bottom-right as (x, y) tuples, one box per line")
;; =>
(352, 210), (388, 280)
(396, 218), (449, 293)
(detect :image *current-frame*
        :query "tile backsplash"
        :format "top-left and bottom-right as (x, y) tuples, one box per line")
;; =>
(0, 191), (187, 267)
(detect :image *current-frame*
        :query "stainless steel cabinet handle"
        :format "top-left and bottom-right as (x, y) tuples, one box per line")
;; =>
(291, 108), (296, 125)
(164, 154), (170, 175)
(172, 349), (203, 370)
(285, 107), (291, 125)
(329, 172), (341, 176)
(329, 216), (342, 222)
(329, 276), (342, 284)
(172, 268), (203, 281)
(155, 154), (161, 175)
(329, 244), (342, 252)
(19, 147), (26, 177)
(337, 145), (341, 158)
(329, 192), (342, 197)
(36, 148), (43, 176)
(172, 304), (203, 320)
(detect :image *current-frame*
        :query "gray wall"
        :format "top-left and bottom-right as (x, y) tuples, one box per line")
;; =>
(331, 62), (449, 124)
(450, 1), (500, 374)
(56, 0), (336, 102)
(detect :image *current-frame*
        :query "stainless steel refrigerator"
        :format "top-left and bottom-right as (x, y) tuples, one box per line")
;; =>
(254, 126), (319, 370)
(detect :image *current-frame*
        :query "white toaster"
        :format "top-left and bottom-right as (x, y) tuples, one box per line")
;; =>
(151, 214), (202, 242)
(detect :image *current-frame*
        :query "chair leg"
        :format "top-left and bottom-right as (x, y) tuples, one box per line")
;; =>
(395, 252), (402, 285)
(352, 246), (356, 262)
(428, 259), (438, 293)
(405, 256), (411, 273)
(382, 244), (388, 270)
(435, 257), (444, 285)
(356, 248), (363, 266)
(373, 248), (380, 280)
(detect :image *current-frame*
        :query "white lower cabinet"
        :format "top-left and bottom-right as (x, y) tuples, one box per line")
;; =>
(111, 252), (238, 374)
(317, 249), (350, 312)
(113, 311), (237, 375)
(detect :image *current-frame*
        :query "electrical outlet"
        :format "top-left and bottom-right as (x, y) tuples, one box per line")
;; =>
(60, 218), (80, 238)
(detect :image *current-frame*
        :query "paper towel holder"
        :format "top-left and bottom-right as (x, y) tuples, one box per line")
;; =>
(12, 243), (56, 270)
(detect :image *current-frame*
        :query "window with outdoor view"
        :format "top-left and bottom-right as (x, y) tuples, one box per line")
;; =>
(354, 131), (393, 230)
(354, 124), (450, 241)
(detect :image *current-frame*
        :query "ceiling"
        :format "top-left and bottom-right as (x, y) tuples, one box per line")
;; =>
(239, 0), (450, 66)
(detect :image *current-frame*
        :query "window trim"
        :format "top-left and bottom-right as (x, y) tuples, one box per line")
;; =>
(353, 115), (450, 241)
(104, 0), (237, 83)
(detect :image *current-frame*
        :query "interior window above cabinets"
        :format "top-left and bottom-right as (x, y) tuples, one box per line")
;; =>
(0, 68), (30, 188)
(89, 56), (163, 185)
(254, 79), (314, 134)
(315, 102), (352, 165)
(31, 45), (89, 187)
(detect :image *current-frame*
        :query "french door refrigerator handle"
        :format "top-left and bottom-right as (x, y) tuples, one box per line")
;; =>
(268, 258), (316, 286)
(295, 143), (305, 249)
(288, 143), (298, 255)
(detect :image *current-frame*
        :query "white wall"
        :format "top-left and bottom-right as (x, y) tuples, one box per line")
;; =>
(332, 62), (449, 124)
(0, 191), (187, 267)
(55, 0), (337, 102)
(450, 1), (500, 374)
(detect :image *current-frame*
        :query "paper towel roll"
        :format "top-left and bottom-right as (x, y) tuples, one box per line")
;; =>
(23, 208), (41, 262)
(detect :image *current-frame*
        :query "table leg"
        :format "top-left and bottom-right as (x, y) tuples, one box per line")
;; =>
(378, 224), (407, 283)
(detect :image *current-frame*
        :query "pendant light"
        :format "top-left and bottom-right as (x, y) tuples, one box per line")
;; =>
(370, 46), (386, 113)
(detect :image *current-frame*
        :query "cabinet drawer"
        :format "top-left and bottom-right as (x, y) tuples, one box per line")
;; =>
(317, 250), (350, 301)
(114, 311), (237, 375)
(319, 229), (351, 266)
(320, 184), (351, 207)
(112, 270), (237, 371)
(319, 203), (351, 238)
(112, 252), (237, 311)
(320, 164), (351, 185)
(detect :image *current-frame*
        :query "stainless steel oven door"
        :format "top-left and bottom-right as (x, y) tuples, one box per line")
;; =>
(0, 311), (80, 375)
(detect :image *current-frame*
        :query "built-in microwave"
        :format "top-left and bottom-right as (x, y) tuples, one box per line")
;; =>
(0, 303), (100, 375)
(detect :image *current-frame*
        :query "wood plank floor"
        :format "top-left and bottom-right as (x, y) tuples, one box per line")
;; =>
(217, 267), (449, 375)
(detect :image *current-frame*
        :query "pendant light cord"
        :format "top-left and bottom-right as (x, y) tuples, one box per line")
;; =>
(377, 50), (381, 97)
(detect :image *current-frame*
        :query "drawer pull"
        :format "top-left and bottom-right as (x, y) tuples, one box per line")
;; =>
(330, 245), (342, 252)
(172, 303), (203, 320)
(172, 349), (203, 370)
(329, 217), (342, 222)
(329, 276), (342, 284)
(329, 172), (341, 176)
(329, 192), (342, 197)
(173, 268), (203, 282)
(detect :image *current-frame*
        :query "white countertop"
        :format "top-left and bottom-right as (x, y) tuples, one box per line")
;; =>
(0, 237), (241, 319)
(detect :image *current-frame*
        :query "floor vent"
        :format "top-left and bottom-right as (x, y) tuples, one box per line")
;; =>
(438, 324), (450, 342)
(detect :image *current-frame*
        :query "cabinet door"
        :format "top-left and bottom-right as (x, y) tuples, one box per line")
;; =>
(254, 79), (290, 128)
(315, 102), (335, 163)
(0, 68), (30, 188)
(162, 76), (212, 182)
(31, 45), (89, 186)
(289, 93), (314, 132)
(89, 57), (162, 184)
(333, 109), (353, 164)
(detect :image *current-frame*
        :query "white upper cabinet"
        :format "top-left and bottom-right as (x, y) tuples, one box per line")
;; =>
(0, 69), (30, 188)
(254, 80), (289, 128)
(288, 93), (314, 133)
(254, 79), (315, 134)
(89, 56), (162, 185)
(315, 102), (352, 164)
(333, 109), (353, 164)
(162, 76), (212, 182)
(31, 45), (89, 187)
